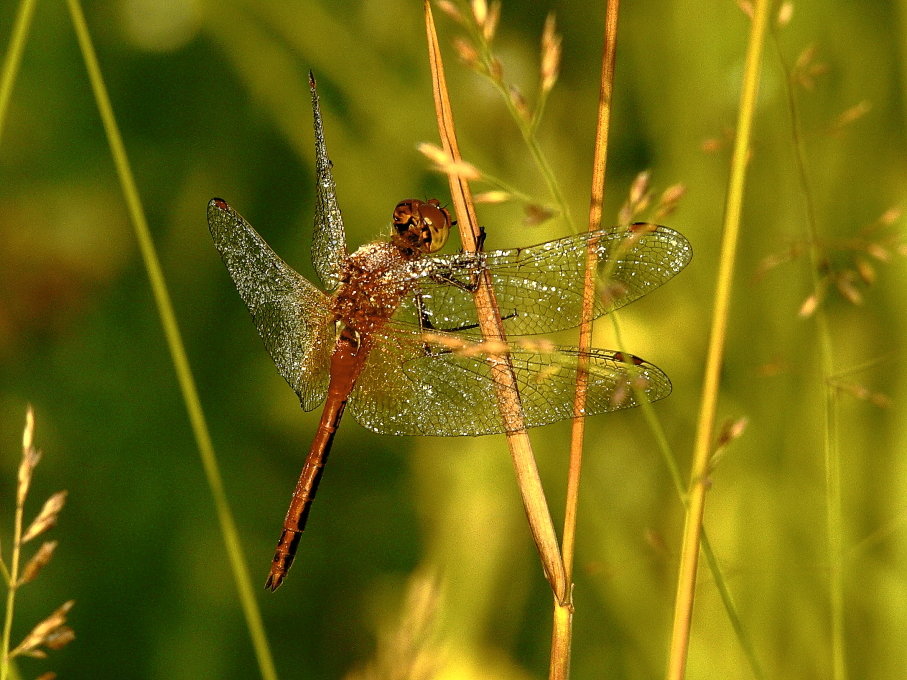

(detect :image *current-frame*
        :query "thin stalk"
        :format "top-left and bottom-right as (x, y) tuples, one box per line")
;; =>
(424, 1), (568, 604)
(63, 3), (278, 679)
(610, 310), (766, 678)
(0, 475), (24, 680)
(665, 2), (771, 679)
(771, 28), (846, 680)
(0, 0), (38, 663)
(450, 0), (574, 230)
(0, 0), (38, 148)
(552, 2), (621, 679)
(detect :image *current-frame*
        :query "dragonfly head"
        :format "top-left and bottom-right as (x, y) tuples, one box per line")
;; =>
(391, 199), (452, 255)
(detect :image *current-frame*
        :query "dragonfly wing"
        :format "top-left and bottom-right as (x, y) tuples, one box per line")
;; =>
(309, 75), (348, 291)
(348, 328), (671, 436)
(208, 198), (335, 411)
(395, 224), (691, 335)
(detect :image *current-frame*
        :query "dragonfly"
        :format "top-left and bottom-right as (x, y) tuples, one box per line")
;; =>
(208, 75), (692, 591)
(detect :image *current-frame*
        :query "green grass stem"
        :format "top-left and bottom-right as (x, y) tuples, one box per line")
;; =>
(771, 27), (847, 680)
(63, 2), (278, 678)
(0, 0), (38, 148)
(665, 2), (772, 678)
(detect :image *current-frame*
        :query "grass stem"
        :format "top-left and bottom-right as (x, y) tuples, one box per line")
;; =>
(0, 0), (38, 149)
(63, 3), (278, 678)
(665, 2), (772, 678)
(424, 0), (568, 606)
(771, 27), (847, 680)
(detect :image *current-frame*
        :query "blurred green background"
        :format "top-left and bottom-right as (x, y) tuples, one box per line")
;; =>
(0, 0), (905, 678)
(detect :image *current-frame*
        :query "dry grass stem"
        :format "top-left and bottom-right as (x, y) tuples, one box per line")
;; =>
(424, 0), (568, 606)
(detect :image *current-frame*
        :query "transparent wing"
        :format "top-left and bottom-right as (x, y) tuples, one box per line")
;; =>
(309, 74), (348, 291)
(208, 198), (335, 411)
(393, 223), (691, 335)
(349, 328), (671, 436)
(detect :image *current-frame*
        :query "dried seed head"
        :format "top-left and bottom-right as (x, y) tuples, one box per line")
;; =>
(798, 292), (820, 317)
(866, 242), (892, 262)
(23, 405), (34, 451)
(793, 45), (828, 90)
(19, 541), (58, 586)
(716, 417), (749, 449)
(834, 273), (863, 305)
(776, 1), (794, 27)
(417, 143), (481, 180)
(19, 406), (41, 507)
(483, 1), (501, 42)
(474, 190), (510, 203)
(540, 13), (562, 93)
(437, 0), (464, 24)
(834, 381), (891, 408)
(523, 203), (555, 226)
(10, 600), (75, 659)
(654, 183), (686, 220)
(489, 57), (504, 83)
(736, 0), (754, 19)
(629, 170), (651, 206)
(879, 206), (901, 225)
(23, 491), (68, 544)
(618, 171), (654, 223)
(509, 84), (531, 122)
(828, 100), (872, 134)
(701, 137), (724, 153)
(453, 37), (479, 69)
(471, 0), (488, 26)
(855, 257), (876, 284)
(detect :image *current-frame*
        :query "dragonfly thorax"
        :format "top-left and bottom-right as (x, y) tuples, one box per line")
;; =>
(333, 241), (414, 335)
(391, 198), (451, 256)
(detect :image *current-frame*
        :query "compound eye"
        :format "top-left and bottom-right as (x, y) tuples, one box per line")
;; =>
(417, 202), (451, 253)
(392, 199), (452, 254)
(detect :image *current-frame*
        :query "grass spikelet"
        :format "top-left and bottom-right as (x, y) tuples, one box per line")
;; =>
(539, 13), (561, 94)
(1, 408), (74, 680)
(9, 601), (75, 659)
(18, 542), (57, 587)
(21, 492), (67, 545)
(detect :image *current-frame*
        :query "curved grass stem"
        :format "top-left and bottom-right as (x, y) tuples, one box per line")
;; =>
(63, 2), (278, 678)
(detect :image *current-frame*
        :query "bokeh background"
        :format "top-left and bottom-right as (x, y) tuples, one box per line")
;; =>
(0, 0), (905, 678)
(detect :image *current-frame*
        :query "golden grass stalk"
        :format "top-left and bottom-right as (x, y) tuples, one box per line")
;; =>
(424, 0), (568, 609)
(551, 2), (622, 678)
(665, 1), (772, 678)
(62, 3), (278, 678)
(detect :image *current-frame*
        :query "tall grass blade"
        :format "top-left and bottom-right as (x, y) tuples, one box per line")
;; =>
(62, 2), (278, 678)
(0, 0), (39, 148)
(665, 1), (772, 678)
(423, 0), (567, 606)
